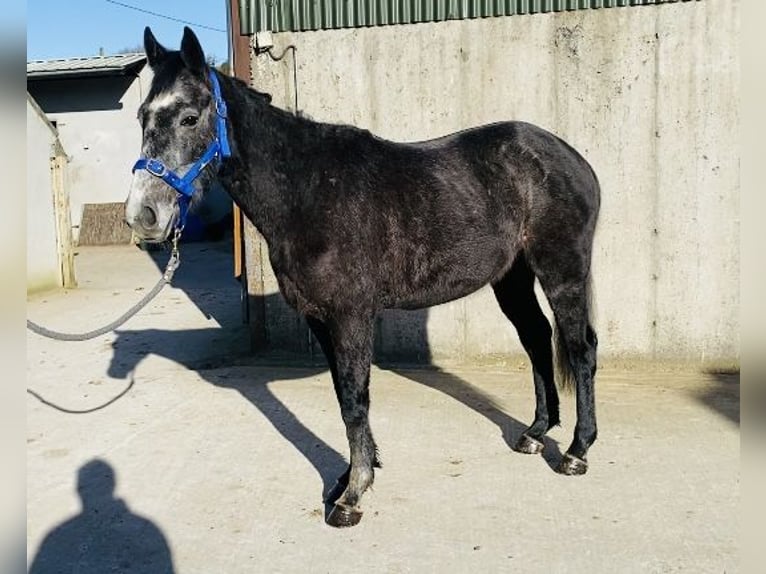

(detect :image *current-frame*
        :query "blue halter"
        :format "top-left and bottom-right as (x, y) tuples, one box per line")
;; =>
(132, 69), (231, 233)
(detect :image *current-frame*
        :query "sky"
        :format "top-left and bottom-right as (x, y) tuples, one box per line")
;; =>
(27, 0), (231, 65)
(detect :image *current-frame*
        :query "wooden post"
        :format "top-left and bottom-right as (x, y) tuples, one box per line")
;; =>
(50, 145), (76, 289)
(228, 1), (250, 282)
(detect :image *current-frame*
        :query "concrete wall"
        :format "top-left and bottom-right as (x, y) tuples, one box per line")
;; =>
(26, 95), (63, 292)
(28, 66), (152, 243)
(245, 0), (740, 368)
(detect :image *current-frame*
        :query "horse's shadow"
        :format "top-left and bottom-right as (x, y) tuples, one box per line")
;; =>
(108, 330), (347, 504)
(385, 366), (564, 469)
(106, 240), (562, 509)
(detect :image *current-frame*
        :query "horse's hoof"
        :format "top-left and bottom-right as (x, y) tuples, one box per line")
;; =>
(514, 434), (545, 455)
(326, 504), (363, 528)
(556, 453), (588, 476)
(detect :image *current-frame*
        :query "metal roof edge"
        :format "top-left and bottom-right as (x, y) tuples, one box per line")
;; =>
(26, 54), (147, 80)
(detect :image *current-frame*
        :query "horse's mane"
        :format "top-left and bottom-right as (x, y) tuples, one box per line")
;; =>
(224, 72), (272, 104)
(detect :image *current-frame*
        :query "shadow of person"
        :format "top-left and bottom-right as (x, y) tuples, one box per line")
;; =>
(28, 459), (175, 574)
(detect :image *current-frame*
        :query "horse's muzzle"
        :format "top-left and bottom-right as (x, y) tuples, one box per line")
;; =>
(125, 200), (175, 243)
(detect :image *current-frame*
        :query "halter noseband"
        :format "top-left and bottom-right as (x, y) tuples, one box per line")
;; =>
(132, 69), (231, 233)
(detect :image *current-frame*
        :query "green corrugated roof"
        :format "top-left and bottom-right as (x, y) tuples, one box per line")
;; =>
(238, 0), (699, 34)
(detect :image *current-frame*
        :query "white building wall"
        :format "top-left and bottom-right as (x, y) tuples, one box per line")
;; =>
(26, 95), (61, 292)
(31, 66), (152, 243)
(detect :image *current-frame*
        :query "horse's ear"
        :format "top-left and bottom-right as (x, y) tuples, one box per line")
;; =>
(143, 27), (168, 69)
(180, 26), (207, 77)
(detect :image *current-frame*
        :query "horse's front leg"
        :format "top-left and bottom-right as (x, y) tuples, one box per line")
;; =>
(324, 311), (379, 528)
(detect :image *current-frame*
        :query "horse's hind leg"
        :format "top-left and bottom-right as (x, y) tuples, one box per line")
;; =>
(530, 254), (598, 476)
(492, 253), (559, 454)
(319, 312), (379, 528)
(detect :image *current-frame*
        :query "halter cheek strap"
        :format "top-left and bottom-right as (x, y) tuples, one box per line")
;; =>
(132, 69), (231, 233)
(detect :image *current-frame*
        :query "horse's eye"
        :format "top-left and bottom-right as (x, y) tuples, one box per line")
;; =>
(180, 115), (198, 127)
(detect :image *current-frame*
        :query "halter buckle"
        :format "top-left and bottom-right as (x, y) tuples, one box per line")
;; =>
(145, 159), (167, 177)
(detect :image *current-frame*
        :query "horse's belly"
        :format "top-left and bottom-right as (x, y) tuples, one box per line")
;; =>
(382, 249), (513, 310)
(388, 282), (483, 310)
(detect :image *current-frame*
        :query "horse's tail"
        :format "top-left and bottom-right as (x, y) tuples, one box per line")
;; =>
(553, 271), (596, 394)
(553, 151), (600, 394)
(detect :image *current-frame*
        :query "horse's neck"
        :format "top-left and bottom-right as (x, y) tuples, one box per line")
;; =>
(218, 76), (311, 242)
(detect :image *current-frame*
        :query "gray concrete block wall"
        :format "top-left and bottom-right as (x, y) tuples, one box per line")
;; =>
(244, 0), (740, 368)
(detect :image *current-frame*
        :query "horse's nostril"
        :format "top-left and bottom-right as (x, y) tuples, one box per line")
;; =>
(140, 205), (157, 227)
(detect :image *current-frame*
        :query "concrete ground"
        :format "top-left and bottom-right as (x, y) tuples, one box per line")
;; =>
(27, 240), (740, 573)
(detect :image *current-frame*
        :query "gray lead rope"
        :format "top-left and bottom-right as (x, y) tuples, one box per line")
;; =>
(27, 234), (181, 342)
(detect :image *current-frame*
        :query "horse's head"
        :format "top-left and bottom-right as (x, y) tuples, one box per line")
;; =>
(125, 26), (227, 242)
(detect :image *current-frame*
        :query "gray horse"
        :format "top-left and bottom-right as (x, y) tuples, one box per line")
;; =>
(125, 26), (601, 528)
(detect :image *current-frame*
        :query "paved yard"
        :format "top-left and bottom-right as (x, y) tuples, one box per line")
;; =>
(27, 241), (739, 573)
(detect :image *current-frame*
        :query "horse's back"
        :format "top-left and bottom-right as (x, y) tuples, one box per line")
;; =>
(279, 119), (600, 314)
(370, 121), (600, 307)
